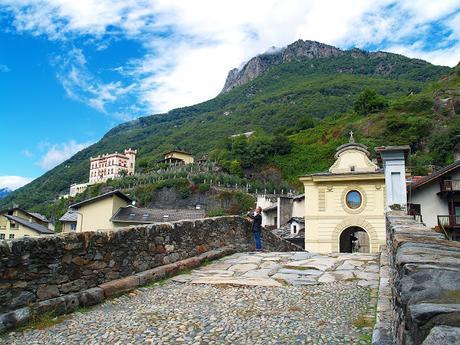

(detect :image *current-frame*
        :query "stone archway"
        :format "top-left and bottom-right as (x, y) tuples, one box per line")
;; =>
(339, 226), (370, 253)
(331, 216), (379, 252)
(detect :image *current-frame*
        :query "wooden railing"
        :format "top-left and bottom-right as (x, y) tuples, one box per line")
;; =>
(438, 215), (460, 228)
(441, 180), (460, 192)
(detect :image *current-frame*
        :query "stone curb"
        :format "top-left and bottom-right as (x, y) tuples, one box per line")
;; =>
(371, 246), (393, 345)
(0, 246), (237, 334)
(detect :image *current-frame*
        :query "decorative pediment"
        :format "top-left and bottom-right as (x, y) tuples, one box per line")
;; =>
(329, 143), (379, 174)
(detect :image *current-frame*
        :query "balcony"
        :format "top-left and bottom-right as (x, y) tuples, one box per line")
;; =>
(438, 215), (460, 229)
(439, 180), (460, 198)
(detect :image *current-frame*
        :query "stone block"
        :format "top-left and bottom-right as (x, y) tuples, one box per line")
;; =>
(37, 284), (60, 300)
(0, 307), (31, 333)
(75, 288), (105, 307)
(421, 325), (460, 345)
(99, 276), (140, 298)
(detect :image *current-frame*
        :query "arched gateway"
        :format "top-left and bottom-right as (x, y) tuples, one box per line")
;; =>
(339, 226), (370, 253)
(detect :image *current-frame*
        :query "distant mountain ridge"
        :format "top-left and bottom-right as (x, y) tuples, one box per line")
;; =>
(0, 39), (453, 214)
(0, 188), (11, 199)
(221, 39), (439, 93)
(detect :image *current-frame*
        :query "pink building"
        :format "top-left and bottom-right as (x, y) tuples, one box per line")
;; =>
(89, 148), (137, 183)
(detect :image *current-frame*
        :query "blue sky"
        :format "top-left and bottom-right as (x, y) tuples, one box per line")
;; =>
(0, 0), (459, 190)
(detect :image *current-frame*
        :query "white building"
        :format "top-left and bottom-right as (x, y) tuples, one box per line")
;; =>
(375, 145), (410, 211)
(408, 160), (460, 240)
(89, 148), (137, 184)
(256, 194), (305, 229)
(69, 182), (89, 197)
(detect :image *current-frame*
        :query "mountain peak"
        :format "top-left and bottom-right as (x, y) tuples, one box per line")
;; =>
(221, 39), (343, 93)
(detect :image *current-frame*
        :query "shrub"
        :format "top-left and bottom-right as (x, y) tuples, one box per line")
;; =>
(353, 89), (388, 115)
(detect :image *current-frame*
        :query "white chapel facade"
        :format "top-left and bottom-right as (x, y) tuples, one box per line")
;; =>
(299, 134), (386, 253)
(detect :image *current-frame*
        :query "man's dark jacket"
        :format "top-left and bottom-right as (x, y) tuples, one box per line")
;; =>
(248, 213), (262, 232)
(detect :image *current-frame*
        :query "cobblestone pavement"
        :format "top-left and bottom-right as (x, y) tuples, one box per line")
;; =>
(2, 252), (379, 345)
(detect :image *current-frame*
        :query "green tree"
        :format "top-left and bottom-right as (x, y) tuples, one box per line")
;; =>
(271, 134), (292, 155)
(353, 88), (388, 115)
(229, 160), (243, 177)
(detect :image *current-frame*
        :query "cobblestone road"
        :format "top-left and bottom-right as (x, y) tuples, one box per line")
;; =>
(2, 252), (379, 345)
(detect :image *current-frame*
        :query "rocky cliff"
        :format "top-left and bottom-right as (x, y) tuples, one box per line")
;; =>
(220, 39), (411, 93)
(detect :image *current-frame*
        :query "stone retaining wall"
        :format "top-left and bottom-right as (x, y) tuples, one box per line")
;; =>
(0, 216), (300, 331)
(382, 211), (460, 345)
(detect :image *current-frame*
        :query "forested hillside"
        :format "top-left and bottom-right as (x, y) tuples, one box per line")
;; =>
(0, 42), (456, 214)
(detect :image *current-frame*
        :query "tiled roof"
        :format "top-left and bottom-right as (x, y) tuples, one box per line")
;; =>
(70, 190), (132, 209)
(3, 215), (54, 234)
(409, 160), (460, 190)
(59, 210), (78, 222)
(111, 206), (206, 224)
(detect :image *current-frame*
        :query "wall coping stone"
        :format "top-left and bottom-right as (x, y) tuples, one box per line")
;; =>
(382, 211), (460, 345)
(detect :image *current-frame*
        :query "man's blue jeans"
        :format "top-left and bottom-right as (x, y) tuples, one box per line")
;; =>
(254, 231), (262, 250)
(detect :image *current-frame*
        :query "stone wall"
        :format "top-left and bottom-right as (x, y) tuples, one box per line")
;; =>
(0, 216), (300, 331)
(383, 211), (460, 345)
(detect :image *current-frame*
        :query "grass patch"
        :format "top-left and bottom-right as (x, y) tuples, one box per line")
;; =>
(76, 305), (95, 314)
(283, 265), (318, 271)
(353, 315), (374, 328)
(359, 332), (373, 343)
(16, 312), (69, 332)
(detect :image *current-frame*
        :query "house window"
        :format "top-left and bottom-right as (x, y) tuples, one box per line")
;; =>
(350, 166), (355, 172)
(70, 223), (77, 231)
(10, 222), (16, 229)
(9, 234), (14, 239)
(346, 190), (362, 209)
(408, 203), (421, 215)
(0, 234), (5, 240)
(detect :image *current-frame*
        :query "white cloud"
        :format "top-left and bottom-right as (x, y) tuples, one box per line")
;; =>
(0, 176), (33, 190)
(1, 0), (459, 115)
(37, 140), (92, 170)
(21, 149), (33, 158)
(54, 48), (136, 119)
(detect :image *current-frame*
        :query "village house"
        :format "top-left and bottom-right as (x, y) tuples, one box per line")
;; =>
(89, 148), (137, 184)
(59, 210), (78, 233)
(408, 160), (460, 241)
(69, 190), (133, 232)
(0, 207), (54, 239)
(68, 190), (206, 232)
(160, 150), (194, 165)
(257, 194), (305, 229)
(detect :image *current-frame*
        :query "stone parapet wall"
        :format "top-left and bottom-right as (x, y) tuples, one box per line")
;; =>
(0, 216), (300, 323)
(384, 211), (460, 345)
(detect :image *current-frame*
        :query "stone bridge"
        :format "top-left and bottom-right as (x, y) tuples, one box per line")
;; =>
(0, 214), (459, 344)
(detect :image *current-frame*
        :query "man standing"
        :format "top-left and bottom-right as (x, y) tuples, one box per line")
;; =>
(247, 206), (263, 251)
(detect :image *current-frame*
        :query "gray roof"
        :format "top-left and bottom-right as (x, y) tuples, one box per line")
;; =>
(409, 160), (460, 191)
(4, 215), (54, 234)
(29, 212), (49, 223)
(307, 170), (383, 177)
(289, 217), (305, 224)
(59, 210), (78, 222)
(111, 206), (206, 224)
(0, 207), (50, 224)
(70, 190), (132, 209)
(263, 205), (277, 212)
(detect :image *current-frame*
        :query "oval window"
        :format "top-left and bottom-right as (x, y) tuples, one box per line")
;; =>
(346, 190), (362, 209)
